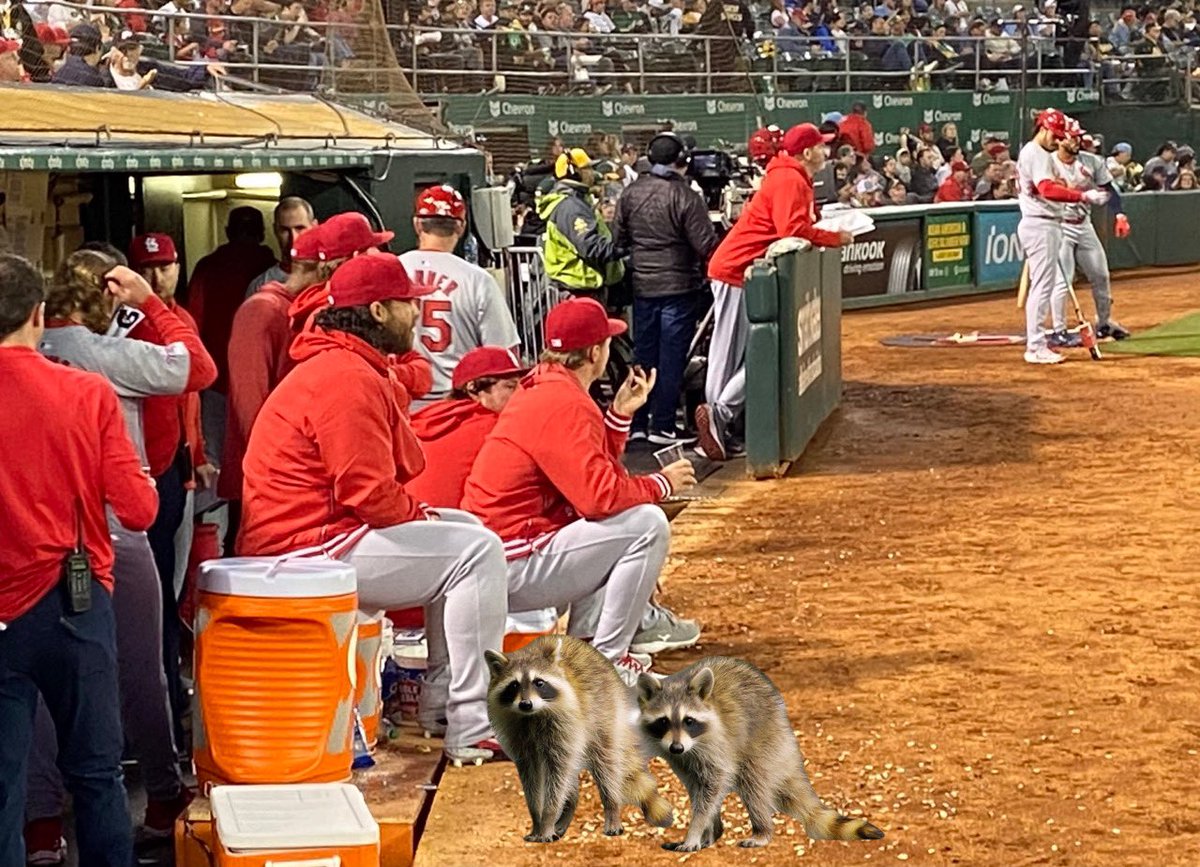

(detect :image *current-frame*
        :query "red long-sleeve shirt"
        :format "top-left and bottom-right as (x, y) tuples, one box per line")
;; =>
(237, 327), (428, 557)
(708, 154), (844, 288)
(461, 364), (671, 559)
(839, 113), (876, 157)
(129, 297), (217, 478)
(0, 347), (158, 622)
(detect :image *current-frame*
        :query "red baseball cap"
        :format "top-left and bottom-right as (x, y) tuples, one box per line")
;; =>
(308, 212), (394, 262)
(452, 346), (528, 391)
(950, 159), (970, 173)
(289, 224), (324, 262)
(325, 255), (432, 309)
(781, 123), (835, 156)
(128, 233), (178, 269)
(0, 38), (22, 54)
(544, 297), (627, 352)
(415, 185), (467, 220)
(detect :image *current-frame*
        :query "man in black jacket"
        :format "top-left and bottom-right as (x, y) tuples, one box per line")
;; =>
(613, 132), (719, 445)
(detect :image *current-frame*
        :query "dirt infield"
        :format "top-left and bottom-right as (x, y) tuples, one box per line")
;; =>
(416, 271), (1200, 867)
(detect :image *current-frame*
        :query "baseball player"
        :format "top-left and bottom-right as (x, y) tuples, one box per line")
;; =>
(399, 185), (520, 411)
(1044, 120), (1133, 345)
(1016, 108), (1109, 365)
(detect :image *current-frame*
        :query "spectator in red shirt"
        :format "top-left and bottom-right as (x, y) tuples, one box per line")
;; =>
(0, 254), (156, 867)
(838, 101), (876, 157)
(219, 222), (324, 550)
(934, 159), (973, 203)
(408, 346), (528, 510)
(698, 123), (853, 462)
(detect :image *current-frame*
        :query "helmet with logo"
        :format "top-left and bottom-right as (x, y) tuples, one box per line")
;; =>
(747, 126), (784, 166)
(554, 148), (595, 180)
(1064, 116), (1085, 140)
(1035, 108), (1069, 140)
(415, 184), (467, 220)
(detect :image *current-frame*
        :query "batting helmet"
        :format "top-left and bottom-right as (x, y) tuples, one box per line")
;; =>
(415, 184), (467, 220)
(748, 126), (784, 165)
(1035, 108), (1070, 140)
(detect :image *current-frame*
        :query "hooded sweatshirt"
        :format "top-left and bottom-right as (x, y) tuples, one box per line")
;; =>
(407, 398), (499, 509)
(237, 326), (428, 557)
(461, 363), (671, 559)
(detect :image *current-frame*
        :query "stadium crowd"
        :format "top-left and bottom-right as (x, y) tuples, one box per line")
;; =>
(0, 0), (1197, 96)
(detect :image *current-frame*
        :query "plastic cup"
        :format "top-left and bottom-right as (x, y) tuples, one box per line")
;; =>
(653, 443), (686, 468)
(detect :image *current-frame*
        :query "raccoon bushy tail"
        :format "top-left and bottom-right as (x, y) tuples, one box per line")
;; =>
(627, 768), (673, 828)
(779, 769), (885, 842)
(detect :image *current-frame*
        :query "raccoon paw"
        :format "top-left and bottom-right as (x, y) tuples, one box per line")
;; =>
(524, 832), (561, 844)
(603, 826), (624, 837)
(663, 840), (706, 852)
(857, 821), (886, 841)
(738, 836), (772, 848)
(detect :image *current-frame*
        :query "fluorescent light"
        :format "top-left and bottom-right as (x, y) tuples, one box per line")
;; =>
(234, 172), (283, 190)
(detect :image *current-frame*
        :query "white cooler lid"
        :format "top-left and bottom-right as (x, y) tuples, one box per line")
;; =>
(198, 557), (357, 598)
(212, 783), (379, 850)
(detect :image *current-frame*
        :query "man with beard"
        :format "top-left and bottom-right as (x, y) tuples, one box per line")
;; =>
(237, 255), (509, 765)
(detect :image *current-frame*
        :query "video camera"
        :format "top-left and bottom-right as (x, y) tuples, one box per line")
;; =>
(688, 148), (755, 227)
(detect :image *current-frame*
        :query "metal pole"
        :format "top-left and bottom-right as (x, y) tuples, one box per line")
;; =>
(167, 15), (175, 62)
(412, 28), (420, 95)
(705, 38), (711, 95)
(844, 40), (851, 92)
(974, 35), (980, 91)
(252, 18), (260, 84)
(637, 35), (644, 93)
(1019, 23), (1029, 142)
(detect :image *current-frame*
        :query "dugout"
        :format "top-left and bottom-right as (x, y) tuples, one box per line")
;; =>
(0, 85), (487, 285)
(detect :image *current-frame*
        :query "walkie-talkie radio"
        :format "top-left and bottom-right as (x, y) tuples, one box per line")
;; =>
(62, 504), (92, 614)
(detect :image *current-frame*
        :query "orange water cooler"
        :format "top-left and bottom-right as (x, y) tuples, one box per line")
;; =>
(194, 557), (358, 790)
(354, 614), (384, 750)
(502, 608), (559, 652)
(210, 783), (379, 866)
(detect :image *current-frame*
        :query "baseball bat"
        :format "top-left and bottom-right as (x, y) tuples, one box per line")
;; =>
(1016, 261), (1030, 309)
(1066, 283), (1101, 361)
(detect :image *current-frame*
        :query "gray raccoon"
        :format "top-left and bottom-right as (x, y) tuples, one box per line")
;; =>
(637, 656), (885, 852)
(485, 635), (673, 843)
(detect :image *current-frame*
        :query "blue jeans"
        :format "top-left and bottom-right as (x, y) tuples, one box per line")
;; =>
(633, 293), (701, 434)
(0, 583), (132, 866)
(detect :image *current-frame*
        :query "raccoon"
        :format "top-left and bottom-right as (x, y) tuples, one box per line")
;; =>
(485, 635), (673, 843)
(637, 657), (885, 852)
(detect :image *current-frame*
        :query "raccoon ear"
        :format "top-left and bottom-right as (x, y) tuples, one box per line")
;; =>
(688, 667), (715, 701)
(484, 649), (508, 678)
(635, 673), (661, 704)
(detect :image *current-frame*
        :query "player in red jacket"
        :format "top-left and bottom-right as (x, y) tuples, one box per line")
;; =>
(462, 297), (698, 685)
(239, 255), (508, 765)
(698, 123), (854, 462)
(408, 346), (528, 510)
(838, 101), (876, 157)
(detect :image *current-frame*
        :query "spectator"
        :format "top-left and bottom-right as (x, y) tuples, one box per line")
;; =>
(613, 132), (718, 445)
(50, 22), (109, 87)
(1140, 165), (1168, 191)
(0, 254), (155, 867)
(1175, 169), (1197, 190)
(407, 346), (528, 509)
(219, 226), (326, 553)
(936, 145), (966, 183)
(474, 0), (498, 28)
(700, 124), (852, 462)
(885, 180), (909, 205)
(975, 160), (1004, 198)
(247, 197), (318, 295)
(107, 33), (157, 89)
(894, 147), (914, 184)
(934, 158), (971, 202)
(462, 297), (699, 683)
(399, 185), (520, 410)
(1109, 5), (1137, 54)
(583, 0), (615, 32)
(0, 0), (47, 81)
(187, 206), (277, 401)
(0, 37), (23, 82)
(237, 254), (509, 766)
(839, 101), (876, 157)
(909, 147), (940, 201)
(1107, 142), (1135, 191)
(611, 0), (650, 33)
(1142, 141), (1178, 186)
(935, 121), (961, 161)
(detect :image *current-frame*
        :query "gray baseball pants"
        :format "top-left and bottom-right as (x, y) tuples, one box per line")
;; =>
(419, 506), (668, 730)
(703, 280), (748, 446)
(1020, 218), (1063, 352)
(27, 529), (184, 820)
(1050, 219), (1113, 331)
(342, 510), (507, 751)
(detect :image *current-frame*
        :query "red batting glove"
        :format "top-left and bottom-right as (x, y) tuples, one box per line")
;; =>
(1114, 213), (1131, 238)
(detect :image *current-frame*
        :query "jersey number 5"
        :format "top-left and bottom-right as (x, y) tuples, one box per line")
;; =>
(420, 298), (453, 352)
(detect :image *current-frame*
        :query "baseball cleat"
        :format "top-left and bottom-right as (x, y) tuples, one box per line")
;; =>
(693, 404), (727, 462)
(614, 654), (663, 687)
(648, 429), (698, 446)
(445, 739), (508, 767)
(1046, 329), (1075, 348)
(1097, 321), (1131, 340)
(630, 603), (701, 654)
(1024, 347), (1065, 365)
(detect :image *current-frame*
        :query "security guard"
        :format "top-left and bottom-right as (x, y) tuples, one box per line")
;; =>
(536, 148), (626, 300)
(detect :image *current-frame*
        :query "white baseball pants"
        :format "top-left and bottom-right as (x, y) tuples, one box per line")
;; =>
(704, 280), (749, 446)
(342, 510), (507, 751)
(1019, 218), (1064, 352)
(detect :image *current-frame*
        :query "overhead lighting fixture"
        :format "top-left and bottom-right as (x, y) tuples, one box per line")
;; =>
(234, 172), (283, 190)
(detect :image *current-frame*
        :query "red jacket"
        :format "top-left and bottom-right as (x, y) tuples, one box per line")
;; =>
(187, 240), (277, 394)
(128, 298), (217, 478)
(708, 154), (843, 288)
(0, 347), (158, 622)
(839, 113), (876, 156)
(407, 399), (499, 509)
(461, 364), (671, 559)
(219, 282), (297, 500)
(934, 177), (969, 203)
(238, 327), (428, 556)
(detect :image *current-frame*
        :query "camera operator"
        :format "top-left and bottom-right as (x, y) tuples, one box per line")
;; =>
(697, 123), (853, 462)
(613, 132), (718, 444)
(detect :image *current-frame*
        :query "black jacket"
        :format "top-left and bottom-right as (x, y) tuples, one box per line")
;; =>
(613, 170), (719, 298)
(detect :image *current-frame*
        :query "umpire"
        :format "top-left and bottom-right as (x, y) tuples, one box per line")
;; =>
(614, 132), (719, 445)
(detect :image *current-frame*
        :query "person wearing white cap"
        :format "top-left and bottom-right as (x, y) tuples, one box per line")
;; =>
(1107, 142), (1137, 191)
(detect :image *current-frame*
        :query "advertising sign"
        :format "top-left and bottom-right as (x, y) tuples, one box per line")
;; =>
(924, 212), (973, 289)
(974, 207), (1024, 287)
(840, 218), (922, 299)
